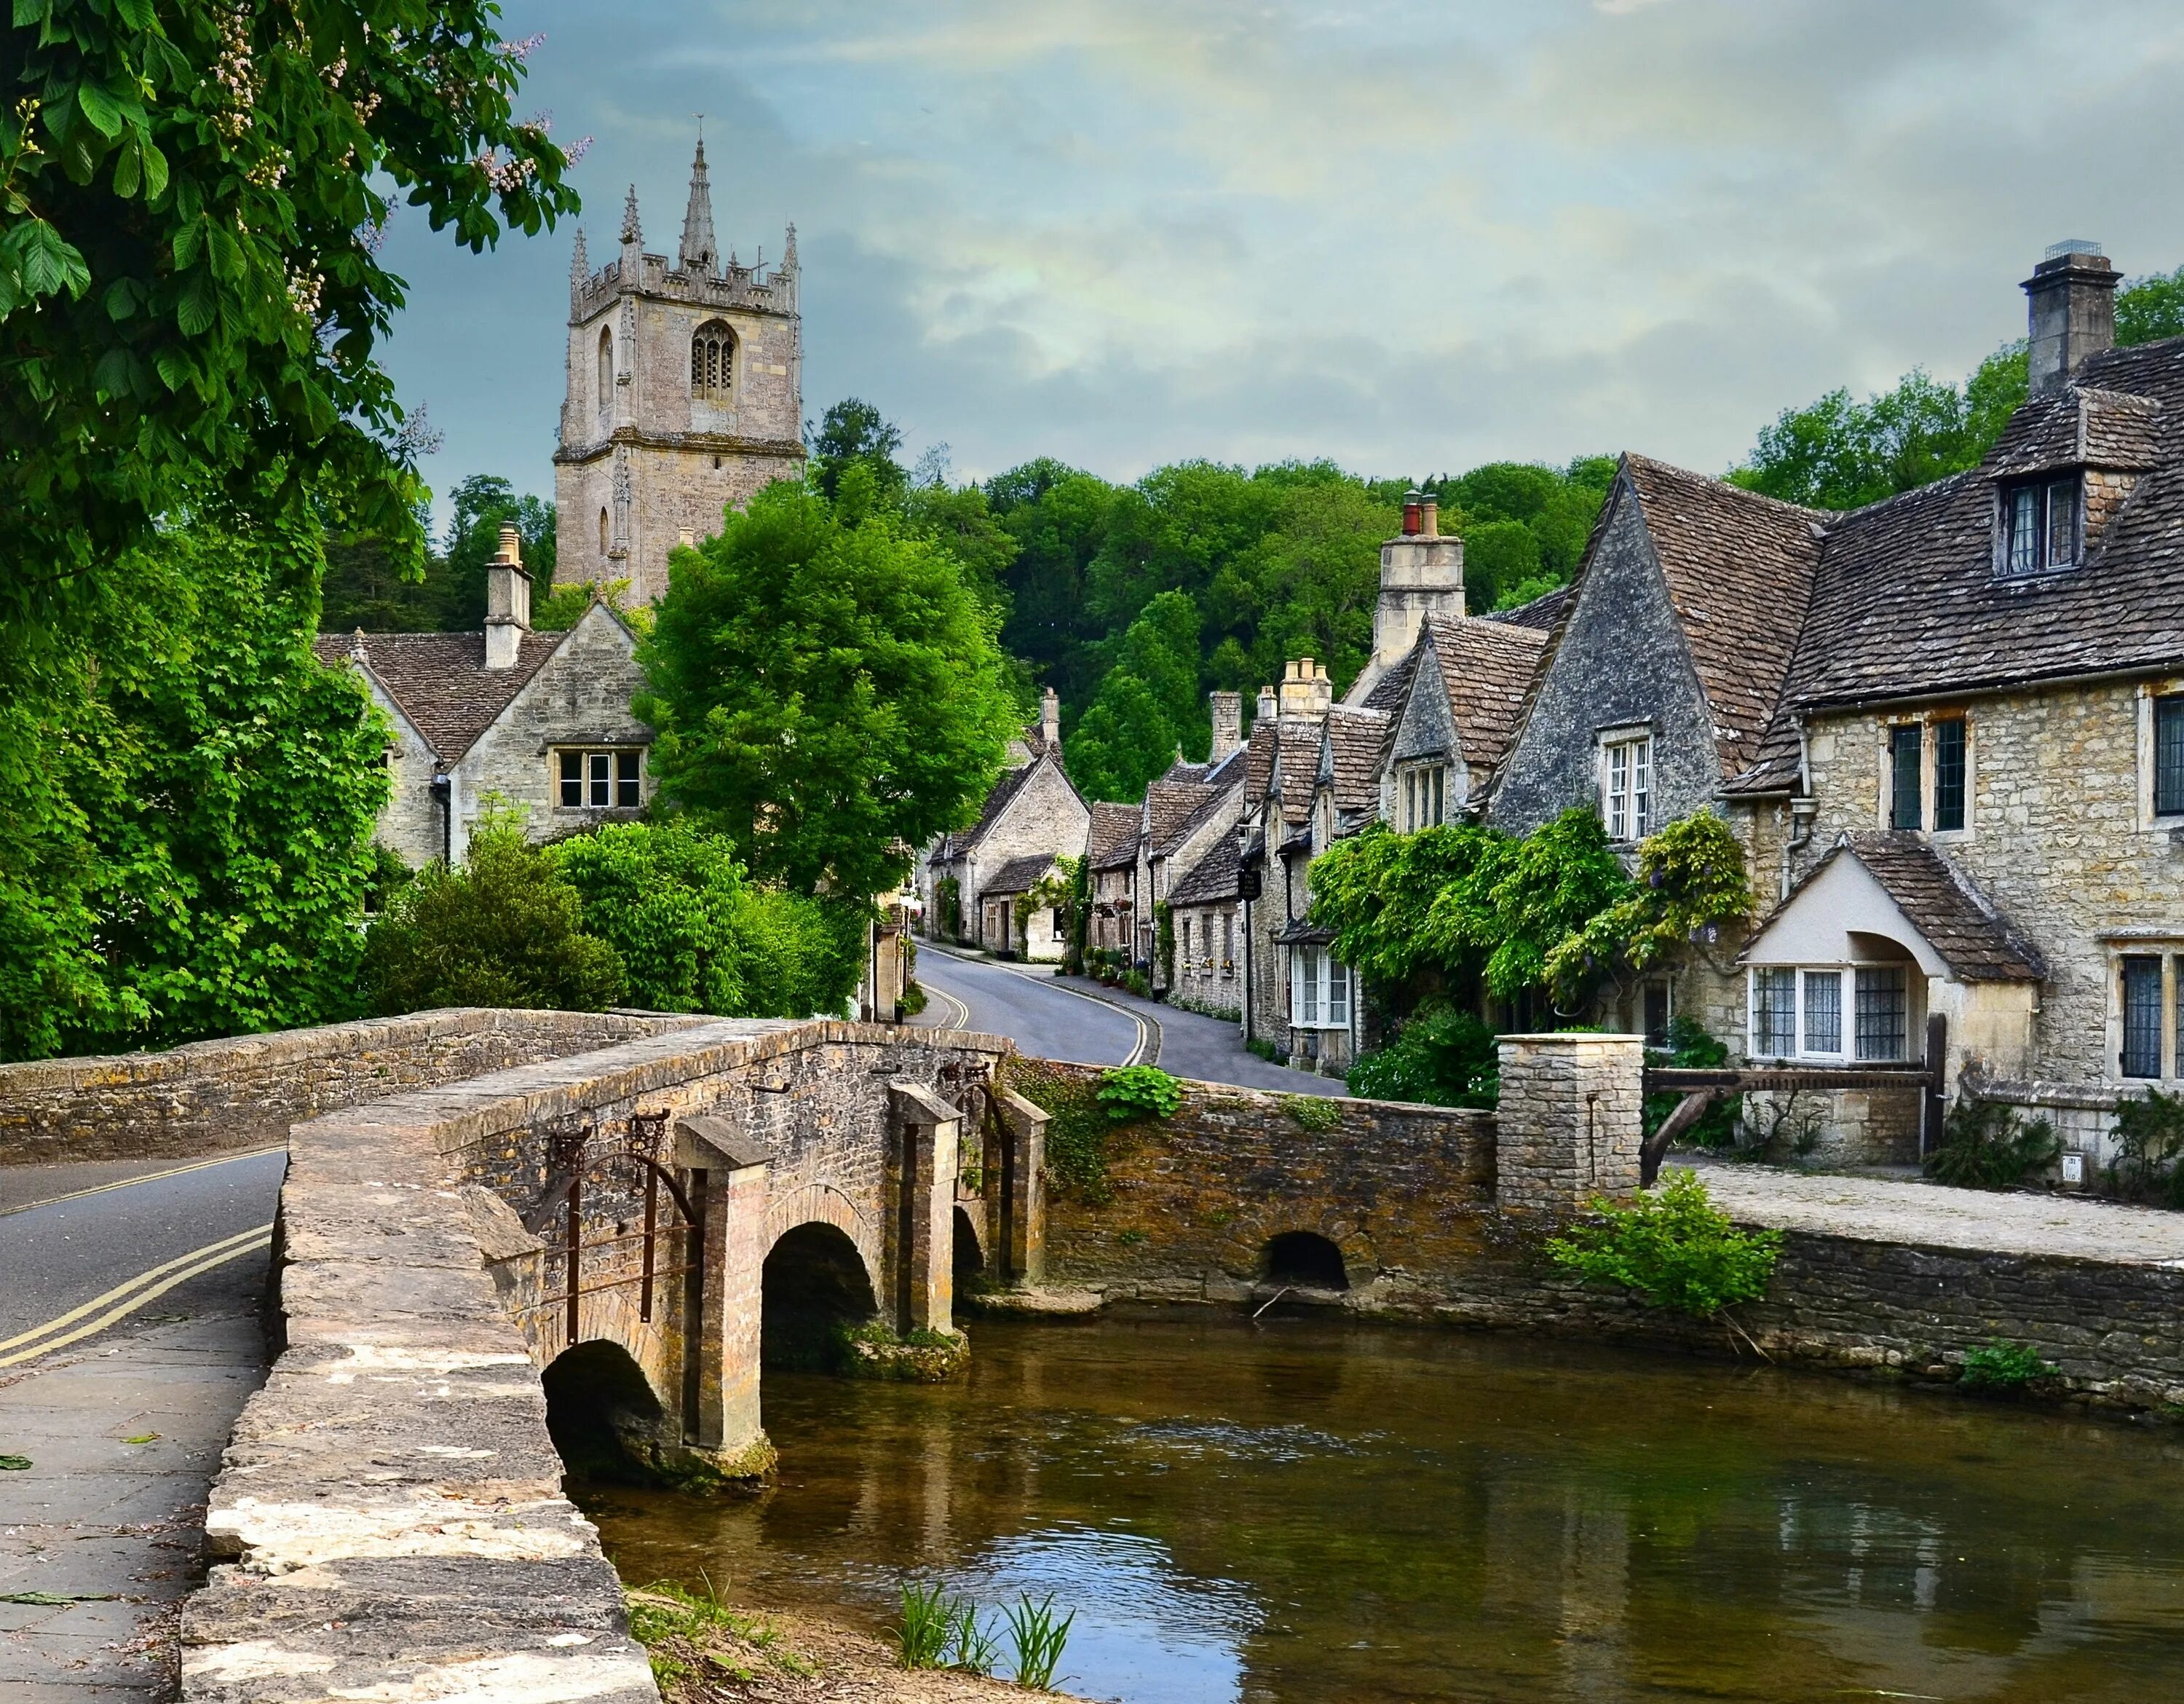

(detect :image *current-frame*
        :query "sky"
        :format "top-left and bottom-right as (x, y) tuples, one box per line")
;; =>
(377, 0), (2184, 527)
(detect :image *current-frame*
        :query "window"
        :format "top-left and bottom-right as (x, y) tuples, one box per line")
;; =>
(2123, 955), (2164, 1078)
(2001, 477), (2078, 576)
(1603, 735), (1652, 841)
(2156, 696), (2184, 819)
(1400, 765), (1447, 832)
(1932, 719), (1966, 832)
(559, 749), (641, 809)
(1289, 947), (1350, 1030)
(596, 328), (613, 423)
(1889, 725), (1923, 830)
(598, 507), (609, 554)
(1221, 912), (1233, 966)
(1181, 918), (1192, 963)
(1752, 968), (1796, 1057)
(690, 320), (735, 400)
(1802, 969), (1843, 1055)
(1853, 966), (1908, 1062)
(1642, 981), (1671, 1047)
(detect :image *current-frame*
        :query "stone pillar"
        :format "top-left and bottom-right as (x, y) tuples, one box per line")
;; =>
(993, 1086), (1049, 1287)
(890, 1083), (961, 1335)
(675, 1116), (774, 1478)
(1493, 1033), (1645, 1212)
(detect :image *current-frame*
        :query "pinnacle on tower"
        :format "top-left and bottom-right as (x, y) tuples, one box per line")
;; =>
(678, 134), (719, 275)
(782, 221), (798, 269)
(569, 226), (587, 290)
(620, 184), (641, 247)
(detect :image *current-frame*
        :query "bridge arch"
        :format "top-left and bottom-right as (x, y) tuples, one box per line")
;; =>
(542, 1337), (670, 1481)
(761, 1220), (881, 1374)
(953, 1203), (986, 1289)
(1262, 1229), (1350, 1291)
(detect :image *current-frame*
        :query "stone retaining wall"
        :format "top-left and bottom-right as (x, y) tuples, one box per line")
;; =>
(0, 1008), (704, 1165)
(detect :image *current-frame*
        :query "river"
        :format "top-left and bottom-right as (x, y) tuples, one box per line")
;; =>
(577, 1312), (2184, 1702)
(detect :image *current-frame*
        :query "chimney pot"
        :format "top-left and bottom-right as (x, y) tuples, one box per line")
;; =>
(2024, 242), (2120, 398)
(1256, 685), (1278, 723)
(1040, 686), (1061, 749)
(1401, 488), (1423, 537)
(1420, 493), (1439, 539)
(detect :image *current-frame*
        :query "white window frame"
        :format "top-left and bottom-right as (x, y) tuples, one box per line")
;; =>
(1600, 731), (1652, 843)
(1289, 947), (1350, 1031)
(1747, 963), (1912, 1063)
(558, 747), (641, 810)
(1399, 763), (1447, 832)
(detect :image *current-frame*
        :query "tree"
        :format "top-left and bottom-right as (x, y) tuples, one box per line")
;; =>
(362, 818), (625, 1014)
(1062, 591), (1203, 802)
(1, 500), (392, 1060)
(637, 482), (1018, 899)
(806, 398), (905, 504)
(437, 475), (557, 630)
(2, 1), (582, 612)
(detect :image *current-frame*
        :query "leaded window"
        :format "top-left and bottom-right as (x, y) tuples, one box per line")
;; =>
(1752, 968), (1796, 1057)
(596, 328), (613, 423)
(1932, 719), (1966, 832)
(2156, 696), (2184, 819)
(1603, 735), (1651, 841)
(2123, 955), (2164, 1078)
(1853, 966), (1908, 1062)
(1803, 969), (1843, 1055)
(2001, 477), (2079, 577)
(559, 749), (641, 810)
(690, 320), (735, 400)
(1889, 725), (1923, 831)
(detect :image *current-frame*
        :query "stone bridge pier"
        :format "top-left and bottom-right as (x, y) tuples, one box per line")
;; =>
(450, 1024), (1051, 1483)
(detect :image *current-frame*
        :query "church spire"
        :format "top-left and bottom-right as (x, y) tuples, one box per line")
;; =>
(569, 226), (587, 295)
(678, 132), (719, 276)
(781, 221), (797, 269)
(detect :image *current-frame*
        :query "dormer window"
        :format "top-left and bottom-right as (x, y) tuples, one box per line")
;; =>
(2000, 476), (2078, 576)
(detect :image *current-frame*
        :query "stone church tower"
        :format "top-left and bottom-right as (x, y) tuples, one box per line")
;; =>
(553, 137), (804, 606)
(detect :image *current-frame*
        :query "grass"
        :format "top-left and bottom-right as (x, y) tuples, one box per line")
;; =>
(1003, 1592), (1076, 1689)
(895, 1579), (957, 1670)
(1281, 1094), (1344, 1132)
(896, 1580), (1075, 1689)
(1959, 1339), (2058, 1390)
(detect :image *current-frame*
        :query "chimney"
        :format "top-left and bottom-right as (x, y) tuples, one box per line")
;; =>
(1368, 495), (1465, 682)
(1208, 690), (1243, 762)
(1420, 492), (1439, 538)
(483, 523), (531, 669)
(1256, 684), (1278, 725)
(1401, 487), (1423, 536)
(2024, 240), (2121, 398)
(1040, 686), (1061, 750)
(1278, 657), (1332, 719)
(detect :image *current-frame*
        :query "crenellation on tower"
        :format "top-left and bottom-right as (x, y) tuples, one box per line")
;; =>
(554, 135), (806, 607)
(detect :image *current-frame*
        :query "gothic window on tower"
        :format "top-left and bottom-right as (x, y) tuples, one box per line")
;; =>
(691, 321), (735, 401)
(596, 328), (613, 425)
(598, 508), (609, 555)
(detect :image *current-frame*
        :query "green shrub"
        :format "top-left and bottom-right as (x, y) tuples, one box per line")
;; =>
(1347, 1001), (1497, 1107)
(1959, 1339), (2057, 1389)
(895, 1581), (957, 1670)
(1546, 1170), (1781, 1319)
(552, 821), (747, 1014)
(2108, 1087), (2184, 1206)
(898, 979), (928, 1017)
(727, 886), (864, 1018)
(1007, 1065), (1109, 1199)
(1643, 1016), (1741, 1150)
(363, 821), (626, 1014)
(1097, 1065), (1182, 1122)
(1121, 969), (1152, 998)
(1926, 1098), (2060, 1190)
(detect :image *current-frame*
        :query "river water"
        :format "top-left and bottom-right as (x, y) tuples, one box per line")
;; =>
(578, 1313), (2184, 1703)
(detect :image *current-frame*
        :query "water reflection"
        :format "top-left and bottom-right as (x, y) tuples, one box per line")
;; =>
(581, 1314), (2184, 1703)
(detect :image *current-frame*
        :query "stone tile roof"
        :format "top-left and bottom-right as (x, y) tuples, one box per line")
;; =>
(1146, 781), (1218, 856)
(314, 630), (566, 761)
(1420, 614), (1551, 774)
(1483, 584), (1573, 631)
(1272, 719), (1321, 823)
(1087, 800), (1143, 872)
(1244, 720), (1278, 805)
(1321, 706), (1390, 812)
(981, 853), (1061, 896)
(1749, 832), (2044, 982)
(1161, 745), (1247, 789)
(1168, 834), (1241, 906)
(1982, 384), (2162, 478)
(1361, 644), (1420, 715)
(1621, 454), (1827, 776)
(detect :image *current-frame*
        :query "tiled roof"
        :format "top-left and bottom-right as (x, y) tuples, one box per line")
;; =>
(1147, 781), (1217, 856)
(1168, 835), (1242, 906)
(1361, 644), (1420, 714)
(1484, 584), (1573, 631)
(1420, 614), (1550, 775)
(1244, 720), (1278, 805)
(981, 853), (1061, 896)
(1982, 385), (2161, 478)
(1161, 744), (1246, 789)
(314, 630), (566, 761)
(1621, 454), (1827, 776)
(1272, 719), (1320, 823)
(1087, 800), (1143, 872)
(1749, 832), (2043, 982)
(1322, 706), (1390, 812)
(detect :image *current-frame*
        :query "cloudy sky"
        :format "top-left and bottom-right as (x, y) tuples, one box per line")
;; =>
(378, 0), (2184, 521)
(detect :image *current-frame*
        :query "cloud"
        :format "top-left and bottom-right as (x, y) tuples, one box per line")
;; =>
(376, 0), (2184, 531)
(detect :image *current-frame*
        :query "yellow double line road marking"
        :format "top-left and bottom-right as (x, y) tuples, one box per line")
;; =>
(0, 1145), (284, 1218)
(0, 1222), (274, 1369)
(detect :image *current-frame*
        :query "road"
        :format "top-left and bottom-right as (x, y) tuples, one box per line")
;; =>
(911, 948), (1148, 1065)
(912, 947), (1345, 1096)
(0, 1151), (282, 1700)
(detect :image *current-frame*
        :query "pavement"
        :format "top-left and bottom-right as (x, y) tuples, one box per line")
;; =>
(911, 945), (1343, 1097)
(0, 1151), (282, 1700)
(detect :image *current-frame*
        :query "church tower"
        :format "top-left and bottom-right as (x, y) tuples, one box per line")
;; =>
(553, 135), (805, 606)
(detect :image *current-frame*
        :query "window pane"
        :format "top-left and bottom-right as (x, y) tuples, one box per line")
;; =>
(1642, 982), (1670, 1047)
(1854, 967), (1908, 1062)
(2156, 697), (2184, 817)
(616, 751), (640, 808)
(1932, 719), (1966, 832)
(2047, 479), (2076, 567)
(1431, 766), (1445, 825)
(1803, 970), (1843, 1054)
(2123, 955), (2164, 1078)
(1632, 738), (1651, 837)
(1889, 725), (1923, 830)
(559, 751), (582, 808)
(1404, 771), (1415, 832)
(1607, 745), (1629, 840)
(1329, 959), (1349, 1026)
(1753, 968), (1796, 1057)
(588, 751), (609, 808)
(1298, 950), (1318, 1025)
(2008, 486), (2038, 575)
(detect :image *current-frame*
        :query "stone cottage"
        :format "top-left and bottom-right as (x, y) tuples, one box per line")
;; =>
(317, 529), (652, 868)
(1085, 801), (1144, 961)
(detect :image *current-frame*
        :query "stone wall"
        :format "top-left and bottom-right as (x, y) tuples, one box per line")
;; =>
(1493, 1034), (1643, 1210)
(0, 1007), (703, 1167)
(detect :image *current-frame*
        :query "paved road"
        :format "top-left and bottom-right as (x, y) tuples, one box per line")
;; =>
(0, 1151), (281, 1699)
(911, 950), (1147, 1066)
(1050, 974), (1346, 1097)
